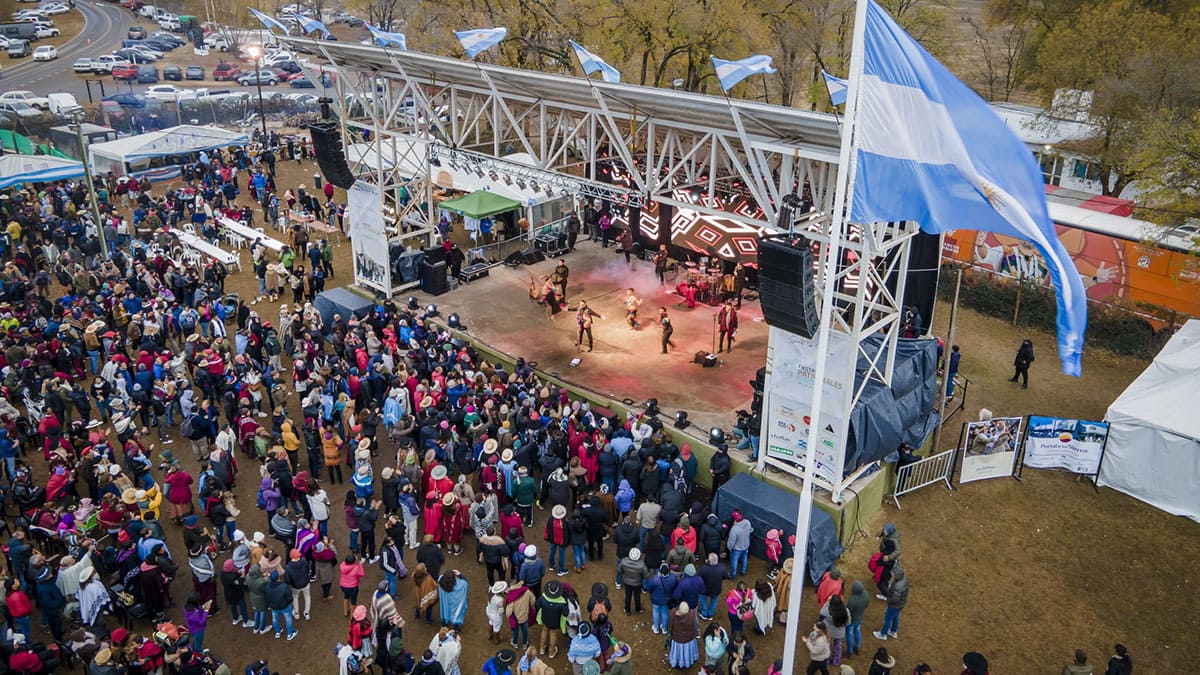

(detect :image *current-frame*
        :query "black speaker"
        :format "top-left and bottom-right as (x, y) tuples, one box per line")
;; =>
(308, 122), (356, 189)
(424, 246), (448, 265)
(504, 250), (526, 267)
(520, 248), (545, 265)
(420, 261), (449, 296)
(757, 236), (820, 338)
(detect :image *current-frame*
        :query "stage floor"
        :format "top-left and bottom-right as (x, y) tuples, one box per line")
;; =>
(413, 244), (766, 434)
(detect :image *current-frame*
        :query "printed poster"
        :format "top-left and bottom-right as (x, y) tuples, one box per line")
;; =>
(348, 180), (391, 292)
(1024, 415), (1109, 474)
(765, 391), (841, 486)
(960, 416), (1023, 483)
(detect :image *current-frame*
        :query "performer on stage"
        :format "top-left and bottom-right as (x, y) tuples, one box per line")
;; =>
(575, 301), (603, 352)
(676, 280), (698, 309)
(552, 259), (569, 303)
(717, 299), (738, 352)
(659, 307), (674, 354)
(540, 275), (561, 321)
(654, 245), (669, 285)
(623, 288), (642, 329)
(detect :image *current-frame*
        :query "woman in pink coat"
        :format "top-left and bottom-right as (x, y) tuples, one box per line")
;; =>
(163, 465), (195, 522)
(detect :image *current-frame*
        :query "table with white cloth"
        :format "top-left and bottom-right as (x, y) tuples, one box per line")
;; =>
(172, 230), (241, 271)
(219, 217), (285, 253)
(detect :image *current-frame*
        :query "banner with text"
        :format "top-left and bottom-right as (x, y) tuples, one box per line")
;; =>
(347, 180), (391, 293)
(763, 327), (853, 486)
(1024, 415), (1109, 474)
(960, 416), (1023, 483)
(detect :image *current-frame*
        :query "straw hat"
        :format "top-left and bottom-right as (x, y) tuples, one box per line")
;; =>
(551, 505), (566, 520)
(93, 649), (113, 665)
(357, 438), (372, 453)
(482, 439), (498, 455)
(441, 493), (457, 507)
(501, 449), (514, 463)
(121, 488), (138, 505)
(490, 581), (508, 595)
(430, 465), (448, 480)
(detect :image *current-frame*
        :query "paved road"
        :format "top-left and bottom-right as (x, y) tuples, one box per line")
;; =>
(3, 0), (137, 100)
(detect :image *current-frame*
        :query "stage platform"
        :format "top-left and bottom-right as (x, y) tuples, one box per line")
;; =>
(410, 244), (765, 437)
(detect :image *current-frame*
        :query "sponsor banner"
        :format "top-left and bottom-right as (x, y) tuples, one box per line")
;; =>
(1024, 415), (1108, 474)
(960, 416), (1023, 483)
(347, 180), (391, 292)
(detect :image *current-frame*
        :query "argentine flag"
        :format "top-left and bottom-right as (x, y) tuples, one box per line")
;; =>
(292, 14), (330, 37)
(822, 70), (848, 106)
(850, 0), (1087, 376)
(711, 55), (777, 91)
(455, 27), (507, 58)
(366, 24), (407, 49)
(248, 8), (290, 34)
(569, 40), (620, 83)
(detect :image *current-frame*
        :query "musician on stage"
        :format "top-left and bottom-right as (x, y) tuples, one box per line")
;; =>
(675, 280), (698, 309)
(623, 288), (642, 329)
(659, 307), (674, 354)
(654, 245), (669, 285)
(552, 259), (569, 303)
(539, 275), (561, 321)
(717, 299), (739, 352)
(575, 300), (604, 352)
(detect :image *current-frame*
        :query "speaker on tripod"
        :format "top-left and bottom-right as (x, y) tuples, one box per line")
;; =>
(308, 122), (356, 189)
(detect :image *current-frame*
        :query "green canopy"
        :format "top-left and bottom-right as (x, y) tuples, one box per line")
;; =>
(439, 190), (522, 219)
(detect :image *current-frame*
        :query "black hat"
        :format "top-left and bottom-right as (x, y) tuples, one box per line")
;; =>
(495, 649), (516, 665)
(963, 652), (989, 674)
(544, 580), (563, 599)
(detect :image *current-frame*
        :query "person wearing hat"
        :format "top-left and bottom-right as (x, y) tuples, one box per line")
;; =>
(517, 545), (545, 598)
(482, 648), (517, 675)
(486, 580), (509, 643)
(535, 579), (569, 659)
(440, 493), (466, 557)
(616, 547), (647, 615)
(544, 505), (569, 576)
(727, 510), (753, 579)
(519, 646), (556, 675)
(566, 621), (602, 674)
(962, 651), (989, 675)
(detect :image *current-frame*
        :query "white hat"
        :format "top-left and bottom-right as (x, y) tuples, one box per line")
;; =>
(629, 548), (642, 561)
(252, 531), (266, 544)
(233, 530), (245, 542)
(552, 505), (567, 520)
(524, 544), (537, 558)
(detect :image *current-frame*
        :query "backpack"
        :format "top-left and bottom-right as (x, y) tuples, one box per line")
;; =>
(255, 487), (267, 510)
(180, 414), (197, 440)
(180, 310), (197, 330)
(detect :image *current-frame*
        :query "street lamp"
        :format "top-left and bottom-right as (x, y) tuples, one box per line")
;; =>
(246, 44), (268, 141)
(70, 114), (109, 260)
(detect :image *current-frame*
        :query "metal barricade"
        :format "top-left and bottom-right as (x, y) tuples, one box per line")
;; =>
(892, 448), (956, 508)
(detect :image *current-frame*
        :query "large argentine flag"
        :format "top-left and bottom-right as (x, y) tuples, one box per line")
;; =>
(455, 27), (507, 58)
(248, 8), (290, 34)
(851, 0), (1087, 376)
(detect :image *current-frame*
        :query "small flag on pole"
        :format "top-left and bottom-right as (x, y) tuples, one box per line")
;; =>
(710, 54), (777, 91)
(851, 0), (1087, 375)
(454, 27), (507, 58)
(248, 8), (290, 34)
(291, 14), (330, 37)
(366, 24), (406, 49)
(569, 40), (620, 83)
(822, 70), (848, 106)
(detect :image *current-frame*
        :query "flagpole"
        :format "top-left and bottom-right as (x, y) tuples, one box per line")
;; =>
(779, 0), (871, 671)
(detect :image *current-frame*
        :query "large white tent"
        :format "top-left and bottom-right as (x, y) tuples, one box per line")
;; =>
(89, 125), (249, 176)
(0, 155), (85, 189)
(1100, 319), (1200, 521)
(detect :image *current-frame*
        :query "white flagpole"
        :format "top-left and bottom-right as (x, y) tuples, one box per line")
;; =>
(779, 0), (871, 671)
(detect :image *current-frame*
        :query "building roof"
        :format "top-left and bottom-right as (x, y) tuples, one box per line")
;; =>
(989, 102), (1099, 147)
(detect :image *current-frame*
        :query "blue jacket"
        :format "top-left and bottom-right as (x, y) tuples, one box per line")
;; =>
(673, 573), (705, 609)
(615, 480), (635, 513)
(645, 571), (678, 606)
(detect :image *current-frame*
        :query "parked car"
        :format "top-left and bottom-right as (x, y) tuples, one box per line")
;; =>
(185, 65), (204, 80)
(0, 90), (49, 109)
(203, 33), (228, 51)
(346, 16), (363, 27)
(31, 44), (55, 60)
(38, 2), (70, 14)
(288, 76), (315, 89)
(136, 64), (158, 83)
(144, 84), (195, 101)
(127, 25), (146, 39)
(237, 70), (278, 86)
(162, 64), (181, 80)
(7, 40), (31, 57)
(0, 101), (41, 119)
(33, 25), (57, 38)
(149, 31), (183, 45)
(213, 62), (241, 81)
(92, 54), (130, 73)
(47, 92), (82, 117)
(102, 92), (146, 108)
(157, 16), (180, 31)
(73, 57), (97, 72)
(111, 63), (139, 81)
(114, 48), (153, 64)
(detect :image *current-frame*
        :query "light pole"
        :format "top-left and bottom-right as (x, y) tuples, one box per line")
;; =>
(71, 114), (109, 260)
(246, 44), (268, 141)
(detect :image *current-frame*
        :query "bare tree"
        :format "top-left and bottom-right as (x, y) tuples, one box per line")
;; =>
(963, 15), (1030, 102)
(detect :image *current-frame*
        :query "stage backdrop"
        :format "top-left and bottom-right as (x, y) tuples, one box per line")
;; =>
(347, 180), (391, 293)
(960, 416), (1023, 483)
(763, 327), (854, 487)
(1024, 415), (1109, 474)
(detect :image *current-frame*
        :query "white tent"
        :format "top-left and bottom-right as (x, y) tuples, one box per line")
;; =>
(0, 155), (85, 189)
(1100, 319), (1200, 521)
(89, 124), (249, 176)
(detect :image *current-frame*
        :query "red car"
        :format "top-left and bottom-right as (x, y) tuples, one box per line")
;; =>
(112, 64), (139, 81)
(213, 63), (242, 81)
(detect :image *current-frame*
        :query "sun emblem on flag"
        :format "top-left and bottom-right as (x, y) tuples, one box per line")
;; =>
(978, 179), (1005, 210)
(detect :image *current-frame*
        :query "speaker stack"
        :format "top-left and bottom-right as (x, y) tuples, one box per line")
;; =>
(308, 122), (356, 189)
(756, 235), (820, 338)
(420, 261), (449, 296)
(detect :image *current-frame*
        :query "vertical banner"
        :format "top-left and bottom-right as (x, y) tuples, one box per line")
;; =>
(347, 180), (391, 293)
(960, 416), (1023, 483)
(1023, 416), (1109, 474)
(763, 327), (853, 486)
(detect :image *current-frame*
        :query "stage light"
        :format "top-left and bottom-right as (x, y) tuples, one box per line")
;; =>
(709, 427), (726, 446)
(424, 304), (438, 318)
(407, 296), (419, 310)
(447, 313), (461, 329)
(643, 398), (659, 417)
(674, 411), (690, 429)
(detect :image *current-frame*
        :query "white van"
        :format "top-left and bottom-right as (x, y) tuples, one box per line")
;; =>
(47, 92), (83, 118)
(138, 5), (159, 17)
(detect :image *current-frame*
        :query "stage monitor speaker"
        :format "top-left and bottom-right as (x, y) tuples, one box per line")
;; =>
(757, 237), (819, 338)
(309, 122), (356, 189)
(420, 261), (449, 296)
(520, 248), (545, 265)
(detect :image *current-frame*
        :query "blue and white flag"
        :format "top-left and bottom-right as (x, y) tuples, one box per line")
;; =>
(569, 40), (620, 83)
(248, 8), (290, 34)
(366, 24), (406, 49)
(710, 55), (776, 91)
(291, 13), (330, 37)
(454, 27), (507, 58)
(822, 70), (848, 106)
(851, 0), (1087, 375)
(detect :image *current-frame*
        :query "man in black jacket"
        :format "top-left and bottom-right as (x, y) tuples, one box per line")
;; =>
(283, 549), (311, 621)
(709, 444), (732, 494)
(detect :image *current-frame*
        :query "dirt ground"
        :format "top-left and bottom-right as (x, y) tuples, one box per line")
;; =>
(39, 156), (1197, 675)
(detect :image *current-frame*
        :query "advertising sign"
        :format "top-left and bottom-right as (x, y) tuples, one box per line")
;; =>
(1024, 415), (1109, 474)
(347, 180), (391, 293)
(960, 416), (1023, 483)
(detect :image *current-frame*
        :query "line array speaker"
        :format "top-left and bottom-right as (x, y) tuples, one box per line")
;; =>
(757, 236), (820, 338)
(308, 122), (356, 189)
